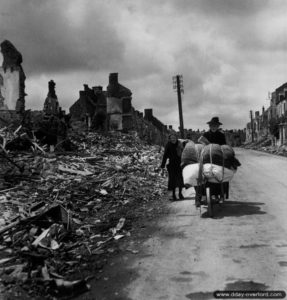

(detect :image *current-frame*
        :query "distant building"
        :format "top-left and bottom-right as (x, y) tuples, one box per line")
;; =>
(275, 83), (287, 145)
(43, 80), (60, 115)
(106, 73), (133, 131)
(131, 108), (168, 145)
(245, 82), (287, 145)
(225, 129), (245, 146)
(69, 84), (107, 130)
(69, 73), (169, 144)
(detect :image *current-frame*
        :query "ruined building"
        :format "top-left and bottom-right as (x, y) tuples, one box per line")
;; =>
(70, 73), (133, 131)
(106, 73), (133, 131)
(131, 108), (168, 145)
(43, 80), (60, 115)
(69, 84), (107, 130)
(0, 40), (26, 124)
(69, 73), (168, 144)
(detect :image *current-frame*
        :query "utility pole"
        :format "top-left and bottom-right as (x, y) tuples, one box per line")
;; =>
(250, 110), (254, 142)
(172, 75), (184, 138)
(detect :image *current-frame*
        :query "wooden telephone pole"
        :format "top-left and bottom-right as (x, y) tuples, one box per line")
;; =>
(172, 75), (184, 138)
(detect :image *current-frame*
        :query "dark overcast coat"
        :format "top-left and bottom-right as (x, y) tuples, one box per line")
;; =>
(161, 141), (184, 190)
(203, 130), (226, 145)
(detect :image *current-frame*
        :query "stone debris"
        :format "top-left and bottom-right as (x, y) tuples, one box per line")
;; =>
(243, 137), (287, 157)
(0, 128), (166, 299)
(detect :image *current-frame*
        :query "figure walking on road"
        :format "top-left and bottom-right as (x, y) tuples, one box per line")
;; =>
(197, 116), (228, 204)
(161, 133), (184, 201)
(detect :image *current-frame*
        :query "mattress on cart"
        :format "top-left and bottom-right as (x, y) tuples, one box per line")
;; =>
(183, 163), (236, 186)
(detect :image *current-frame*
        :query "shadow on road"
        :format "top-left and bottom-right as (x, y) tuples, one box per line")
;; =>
(201, 201), (266, 219)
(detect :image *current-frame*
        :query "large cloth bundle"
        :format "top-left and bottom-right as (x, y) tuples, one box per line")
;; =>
(183, 163), (235, 186)
(202, 163), (236, 183)
(181, 141), (204, 168)
(201, 144), (241, 170)
(182, 143), (240, 186)
(183, 163), (200, 186)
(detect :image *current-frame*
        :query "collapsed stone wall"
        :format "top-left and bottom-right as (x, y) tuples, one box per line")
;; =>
(132, 109), (168, 145)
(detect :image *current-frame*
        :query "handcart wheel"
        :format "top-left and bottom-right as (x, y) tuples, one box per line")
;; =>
(220, 183), (225, 204)
(206, 187), (213, 217)
(195, 192), (201, 208)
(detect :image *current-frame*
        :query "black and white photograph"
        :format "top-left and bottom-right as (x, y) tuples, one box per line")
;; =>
(0, 0), (287, 299)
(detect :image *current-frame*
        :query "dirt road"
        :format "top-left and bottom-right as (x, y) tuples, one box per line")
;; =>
(78, 148), (287, 300)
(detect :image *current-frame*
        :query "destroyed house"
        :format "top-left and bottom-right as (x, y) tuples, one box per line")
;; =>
(43, 80), (60, 116)
(69, 84), (107, 129)
(0, 40), (26, 125)
(106, 73), (133, 131)
(245, 122), (252, 143)
(144, 109), (166, 133)
(276, 84), (287, 119)
(143, 108), (168, 144)
(275, 83), (287, 145)
(275, 82), (287, 105)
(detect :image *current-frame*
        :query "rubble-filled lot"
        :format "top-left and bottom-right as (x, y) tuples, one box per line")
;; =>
(0, 128), (167, 299)
(243, 137), (287, 157)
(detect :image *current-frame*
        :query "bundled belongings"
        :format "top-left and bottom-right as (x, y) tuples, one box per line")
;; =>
(181, 141), (204, 187)
(182, 143), (241, 187)
(201, 144), (241, 170)
(182, 163), (200, 186)
(202, 164), (235, 183)
(183, 163), (235, 186)
(181, 141), (204, 168)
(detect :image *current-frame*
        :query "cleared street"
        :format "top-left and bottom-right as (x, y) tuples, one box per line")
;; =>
(124, 148), (287, 299)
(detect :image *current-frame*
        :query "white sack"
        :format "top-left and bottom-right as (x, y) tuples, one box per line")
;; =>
(203, 163), (236, 183)
(183, 163), (236, 186)
(183, 163), (200, 186)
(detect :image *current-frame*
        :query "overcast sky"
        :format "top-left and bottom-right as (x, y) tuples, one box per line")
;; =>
(1, 0), (287, 130)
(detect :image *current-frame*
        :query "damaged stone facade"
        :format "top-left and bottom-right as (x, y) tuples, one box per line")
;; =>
(246, 82), (287, 145)
(69, 73), (133, 132)
(106, 73), (133, 131)
(69, 74), (168, 144)
(132, 108), (168, 145)
(43, 80), (60, 116)
(69, 84), (107, 130)
(0, 40), (25, 114)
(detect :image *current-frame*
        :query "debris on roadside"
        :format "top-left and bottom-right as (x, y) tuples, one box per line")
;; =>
(243, 137), (287, 157)
(0, 128), (166, 299)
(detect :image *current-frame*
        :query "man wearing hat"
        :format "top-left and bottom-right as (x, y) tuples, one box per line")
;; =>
(197, 116), (227, 205)
(199, 116), (226, 145)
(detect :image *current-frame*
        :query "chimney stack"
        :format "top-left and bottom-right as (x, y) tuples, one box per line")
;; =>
(144, 109), (153, 120)
(109, 73), (118, 85)
(93, 86), (103, 94)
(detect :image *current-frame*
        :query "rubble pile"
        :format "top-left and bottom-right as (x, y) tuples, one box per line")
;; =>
(0, 129), (166, 299)
(243, 137), (287, 157)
